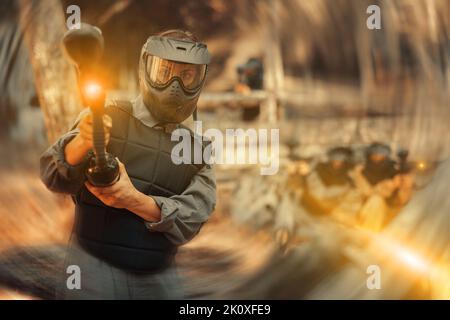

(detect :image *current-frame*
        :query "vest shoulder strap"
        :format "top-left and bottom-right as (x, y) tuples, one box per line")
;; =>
(109, 100), (133, 116)
(107, 100), (211, 155)
(178, 123), (211, 145)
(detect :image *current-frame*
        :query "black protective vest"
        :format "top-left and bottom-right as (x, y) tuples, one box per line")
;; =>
(74, 101), (206, 272)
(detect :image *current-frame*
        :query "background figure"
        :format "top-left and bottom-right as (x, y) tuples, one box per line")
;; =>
(234, 58), (264, 121)
(390, 149), (415, 211)
(301, 147), (355, 217)
(350, 143), (413, 231)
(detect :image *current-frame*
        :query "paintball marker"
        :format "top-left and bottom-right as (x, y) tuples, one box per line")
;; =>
(62, 24), (120, 187)
(397, 149), (410, 174)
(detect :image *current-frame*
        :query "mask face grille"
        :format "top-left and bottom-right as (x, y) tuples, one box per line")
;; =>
(140, 68), (200, 123)
(145, 55), (207, 94)
(171, 82), (183, 94)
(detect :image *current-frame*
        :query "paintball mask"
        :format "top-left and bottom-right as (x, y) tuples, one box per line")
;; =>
(139, 35), (211, 124)
(366, 143), (392, 158)
(327, 147), (353, 162)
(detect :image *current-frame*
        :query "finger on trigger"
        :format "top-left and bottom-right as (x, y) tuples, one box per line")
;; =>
(79, 121), (93, 131)
(84, 113), (93, 123)
(81, 127), (93, 136)
(80, 132), (93, 141)
(98, 187), (118, 195)
(116, 158), (125, 169)
(85, 182), (96, 194)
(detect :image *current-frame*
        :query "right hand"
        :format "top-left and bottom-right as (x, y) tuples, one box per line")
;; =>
(77, 111), (112, 150)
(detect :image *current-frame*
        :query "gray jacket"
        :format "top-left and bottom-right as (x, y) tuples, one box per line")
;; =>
(40, 96), (216, 246)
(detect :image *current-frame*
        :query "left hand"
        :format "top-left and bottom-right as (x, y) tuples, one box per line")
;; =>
(85, 159), (139, 209)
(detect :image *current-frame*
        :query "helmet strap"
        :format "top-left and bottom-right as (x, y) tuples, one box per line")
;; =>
(193, 107), (198, 122)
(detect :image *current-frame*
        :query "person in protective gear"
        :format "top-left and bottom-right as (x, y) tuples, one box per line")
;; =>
(301, 146), (355, 217)
(390, 149), (415, 211)
(236, 58), (264, 91)
(350, 142), (409, 231)
(40, 30), (216, 299)
(272, 146), (356, 253)
(234, 57), (264, 121)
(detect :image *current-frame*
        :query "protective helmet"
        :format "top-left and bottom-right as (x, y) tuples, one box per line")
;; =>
(365, 142), (391, 158)
(138, 31), (211, 124)
(327, 146), (353, 162)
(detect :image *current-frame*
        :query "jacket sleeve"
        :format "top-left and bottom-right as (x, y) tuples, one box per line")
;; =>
(144, 164), (217, 246)
(39, 110), (91, 195)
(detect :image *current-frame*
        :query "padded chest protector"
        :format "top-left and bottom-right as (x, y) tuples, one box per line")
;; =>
(74, 101), (206, 272)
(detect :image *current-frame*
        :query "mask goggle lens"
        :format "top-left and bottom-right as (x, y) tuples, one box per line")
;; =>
(146, 55), (206, 91)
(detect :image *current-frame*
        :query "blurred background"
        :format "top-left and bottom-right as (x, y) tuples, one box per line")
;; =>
(0, 0), (448, 299)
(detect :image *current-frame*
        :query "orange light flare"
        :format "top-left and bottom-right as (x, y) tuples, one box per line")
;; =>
(329, 211), (448, 297)
(416, 161), (427, 171)
(346, 223), (433, 274)
(367, 232), (450, 298)
(374, 235), (431, 273)
(83, 81), (103, 99)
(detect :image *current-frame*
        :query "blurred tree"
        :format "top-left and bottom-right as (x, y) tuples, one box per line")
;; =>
(19, 0), (81, 144)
